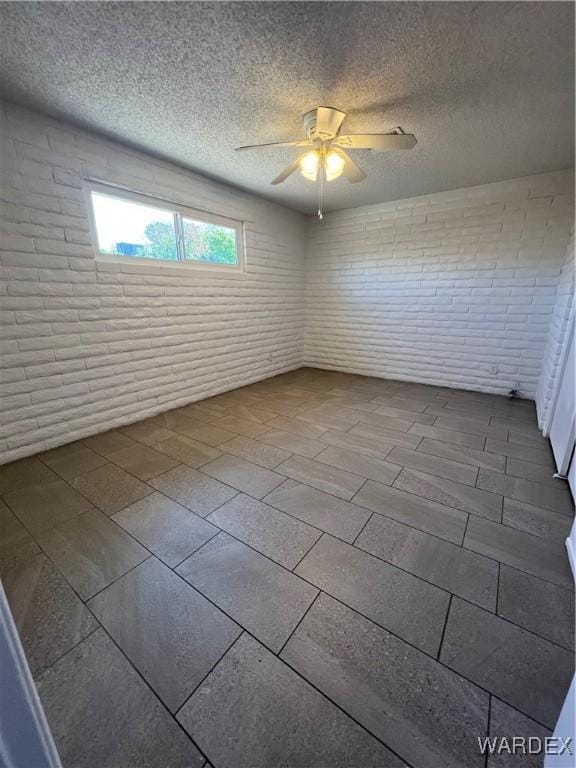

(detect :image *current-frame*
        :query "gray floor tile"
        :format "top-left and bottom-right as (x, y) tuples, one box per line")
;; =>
(82, 429), (138, 457)
(505, 457), (559, 485)
(433, 414), (508, 439)
(440, 598), (573, 728)
(155, 434), (222, 467)
(265, 415), (328, 439)
(387, 447), (478, 486)
(315, 445), (402, 485)
(0, 498), (40, 572)
(219, 435), (291, 469)
(176, 423), (237, 447)
(264, 479), (371, 542)
(107, 443), (181, 480)
(3, 550), (97, 676)
(3, 480), (94, 535)
(37, 509), (149, 600)
(39, 443), (110, 480)
(121, 418), (179, 446)
(177, 632), (402, 768)
(177, 532), (318, 652)
(88, 557), (240, 712)
(255, 428), (326, 458)
(295, 534), (450, 655)
(502, 497), (573, 542)
(282, 593), (489, 768)
(275, 454), (365, 501)
(264, 401), (309, 417)
(69, 463), (153, 515)
(407, 423), (486, 449)
(350, 422), (423, 449)
(207, 494), (320, 569)
(0, 457), (58, 494)
(113, 492), (218, 567)
(426, 409), (488, 426)
(464, 515), (573, 588)
(326, 396), (379, 413)
(357, 411), (417, 432)
(152, 410), (210, 434)
(37, 630), (204, 768)
(321, 427), (397, 460)
(200, 454), (284, 499)
(507, 426), (550, 448)
(180, 401), (228, 421)
(211, 415), (269, 438)
(487, 699), (551, 768)
(297, 405), (361, 431)
(394, 468), (502, 521)
(417, 439), (506, 472)
(476, 469), (574, 516)
(356, 514), (498, 610)
(374, 404), (436, 425)
(354, 481), (468, 544)
(484, 438), (555, 467)
(498, 565), (574, 651)
(218, 403), (278, 424)
(373, 396), (430, 413)
(150, 464), (237, 516)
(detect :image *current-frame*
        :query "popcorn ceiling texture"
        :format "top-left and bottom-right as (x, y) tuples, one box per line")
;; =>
(0, 1), (573, 213)
(304, 171), (575, 398)
(0, 103), (306, 463)
(0, 101), (574, 464)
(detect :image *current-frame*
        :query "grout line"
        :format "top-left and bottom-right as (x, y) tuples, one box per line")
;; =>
(495, 561), (501, 616)
(461, 512), (471, 547)
(436, 594), (453, 660)
(81, 614), (213, 766)
(173, 631), (246, 719)
(276, 591), (321, 657)
(290, 530), (324, 573)
(32, 625), (101, 681)
(351, 510), (373, 546)
(484, 695), (492, 768)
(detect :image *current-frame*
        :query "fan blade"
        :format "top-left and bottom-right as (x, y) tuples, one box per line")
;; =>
(236, 140), (311, 152)
(271, 157), (302, 185)
(338, 150), (366, 184)
(315, 106), (346, 139)
(335, 133), (417, 151)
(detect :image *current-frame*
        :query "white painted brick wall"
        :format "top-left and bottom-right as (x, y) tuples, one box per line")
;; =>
(535, 236), (575, 433)
(0, 102), (306, 463)
(1, 100), (574, 464)
(305, 171), (575, 397)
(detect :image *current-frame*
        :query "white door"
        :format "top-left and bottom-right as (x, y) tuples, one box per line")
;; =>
(549, 321), (575, 476)
(0, 583), (61, 768)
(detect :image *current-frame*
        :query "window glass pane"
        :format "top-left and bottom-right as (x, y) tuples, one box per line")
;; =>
(182, 217), (238, 265)
(91, 192), (178, 261)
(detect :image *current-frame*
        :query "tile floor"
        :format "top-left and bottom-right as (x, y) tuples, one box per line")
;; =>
(1, 367), (574, 768)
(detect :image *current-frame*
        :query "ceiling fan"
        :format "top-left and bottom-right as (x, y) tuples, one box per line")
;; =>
(236, 106), (417, 218)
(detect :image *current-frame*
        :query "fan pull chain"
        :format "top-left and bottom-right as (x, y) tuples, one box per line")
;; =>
(318, 163), (325, 220)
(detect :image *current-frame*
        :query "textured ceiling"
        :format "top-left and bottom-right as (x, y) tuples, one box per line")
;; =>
(0, 1), (574, 213)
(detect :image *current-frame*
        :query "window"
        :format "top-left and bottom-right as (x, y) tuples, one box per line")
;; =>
(87, 183), (243, 270)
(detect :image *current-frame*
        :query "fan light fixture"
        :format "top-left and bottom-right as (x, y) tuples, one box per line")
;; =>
(236, 106), (417, 219)
(298, 149), (345, 182)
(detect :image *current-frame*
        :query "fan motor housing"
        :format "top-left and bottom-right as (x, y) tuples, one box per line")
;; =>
(303, 107), (342, 142)
(303, 109), (320, 141)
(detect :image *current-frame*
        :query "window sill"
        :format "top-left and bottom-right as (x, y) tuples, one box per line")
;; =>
(95, 252), (246, 275)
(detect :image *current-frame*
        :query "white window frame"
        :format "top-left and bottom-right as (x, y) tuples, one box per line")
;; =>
(84, 180), (245, 273)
